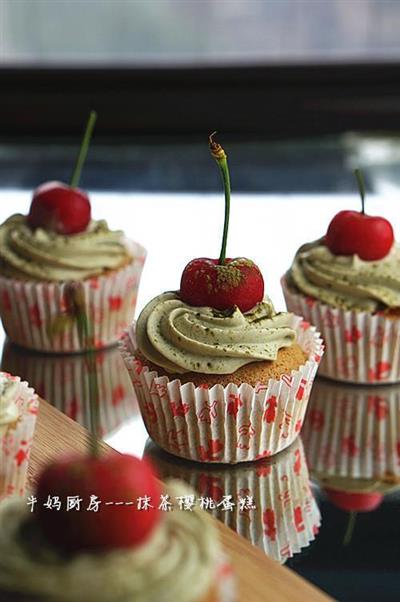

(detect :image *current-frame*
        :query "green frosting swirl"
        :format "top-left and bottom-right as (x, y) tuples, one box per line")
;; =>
(288, 239), (400, 312)
(0, 481), (219, 602)
(0, 214), (132, 282)
(136, 292), (296, 374)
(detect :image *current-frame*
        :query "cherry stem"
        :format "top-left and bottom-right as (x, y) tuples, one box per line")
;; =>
(343, 511), (357, 547)
(354, 168), (365, 215)
(70, 110), (97, 188)
(66, 283), (100, 458)
(209, 132), (231, 265)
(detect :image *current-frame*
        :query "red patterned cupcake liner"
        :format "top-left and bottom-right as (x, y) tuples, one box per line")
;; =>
(0, 373), (38, 500)
(282, 275), (400, 384)
(120, 316), (323, 463)
(0, 241), (146, 353)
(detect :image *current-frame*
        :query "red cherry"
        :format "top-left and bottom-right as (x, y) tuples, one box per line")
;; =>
(325, 488), (383, 513)
(36, 453), (161, 553)
(180, 257), (264, 313)
(28, 181), (91, 235)
(326, 210), (394, 261)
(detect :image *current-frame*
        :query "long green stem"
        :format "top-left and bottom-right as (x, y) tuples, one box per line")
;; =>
(209, 132), (231, 265)
(70, 110), (97, 188)
(354, 168), (365, 214)
(343, 511), (357, 546)
(66, 283), (100, 458)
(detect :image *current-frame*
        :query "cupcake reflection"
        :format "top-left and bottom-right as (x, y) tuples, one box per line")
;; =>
(144, 436), (320, 564)
(1, 341), (137, 438)
(302, 377), (400, 483)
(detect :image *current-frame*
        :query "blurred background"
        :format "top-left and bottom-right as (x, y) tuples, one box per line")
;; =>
(1, 0), (400, 192)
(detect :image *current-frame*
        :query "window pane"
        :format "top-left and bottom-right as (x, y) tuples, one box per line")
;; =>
(2, 0), (400, 66)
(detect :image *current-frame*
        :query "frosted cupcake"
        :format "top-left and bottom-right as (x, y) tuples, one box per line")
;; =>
(0, 112), (146, 353)
(145, 436), (321, 564)
(120, 135), (323, 463)
(283, 170), (399, 384)
(0, 452), (235, 602)
(0, 372), (20, 438)
(0, 373), (38, 501)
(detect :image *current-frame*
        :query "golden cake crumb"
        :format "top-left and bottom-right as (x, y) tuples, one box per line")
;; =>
(135, 343), (308, 387)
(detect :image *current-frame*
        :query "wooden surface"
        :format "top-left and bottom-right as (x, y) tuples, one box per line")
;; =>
(29, 400), (334, 602)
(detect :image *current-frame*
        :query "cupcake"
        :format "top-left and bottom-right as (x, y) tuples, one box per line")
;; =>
(0, 112), (146, 353)
(302, 378), (400, 483)
(1, 342), (138, 438)
(0, 452), (235, 602)
(282, 170), (399, 384)
(0, 372), (20, 438)
(145, 436), (321, 564)
(120, 135), (323, 463)
(0, 372), (38, 500)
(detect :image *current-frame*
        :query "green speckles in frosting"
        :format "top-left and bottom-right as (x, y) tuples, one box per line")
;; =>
(0, 481), (219, 602)
(136, 292), (296, 374)
(0, 214), (132, 282)
(289, 239), (400, 312)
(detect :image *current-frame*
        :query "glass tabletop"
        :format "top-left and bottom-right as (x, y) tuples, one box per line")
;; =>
(1, 191), (400, 601)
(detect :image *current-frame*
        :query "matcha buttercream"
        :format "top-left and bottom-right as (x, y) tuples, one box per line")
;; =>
(288, 239), (400, 312)
(0, 481), (219, 602)
(0, 214), (131, 281)
(136, 291), (296, 374)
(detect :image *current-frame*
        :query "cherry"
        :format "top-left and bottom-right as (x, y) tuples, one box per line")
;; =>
(180, 257), (264, 313)
(28, 181), (91, 235)
(27, 111), (97, 236)
(325, 488), (383, 513)
(326, 169), (394, 261)
(180, 133), (264, 313)
(36, 453), (161, 553)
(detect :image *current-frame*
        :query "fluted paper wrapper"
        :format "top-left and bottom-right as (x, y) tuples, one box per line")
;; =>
(282, 275), (400, 384)
(120, 317), (323, 463)
(145, 437), (320, 564)
(0, 373), (38, 500)
(216, 555), (236, 602)
(0, 241), (146, 353)
(1, 343), (138, 438)
(302, 378), (400, 483)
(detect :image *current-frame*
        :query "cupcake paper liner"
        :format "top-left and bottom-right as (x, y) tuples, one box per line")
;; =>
(282, 275), (400, 384)
(120, 316), (323, 464)
(0, 241), (146, 353)
(0, 373), (39, 500)
(216, 554), (236, 602)
(302, 378), (400, 483)
(145, 437), (321, 564)
(1, 342), (138, 438)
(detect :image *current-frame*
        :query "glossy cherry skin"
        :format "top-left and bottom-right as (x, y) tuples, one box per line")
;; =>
(36, 453), (161, 553)
(326, 210), (394, 261)
(325, 488), (383, 513)
(180, 257), (264, 313)
(28, 181), (91, 235)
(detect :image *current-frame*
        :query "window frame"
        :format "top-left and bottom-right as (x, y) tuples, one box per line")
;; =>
(1, 63), (400, 141)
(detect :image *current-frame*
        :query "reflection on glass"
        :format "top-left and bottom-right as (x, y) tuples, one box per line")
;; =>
(145, 436), (320, 564)
(1, 341), (138, 438)
(303, 378), (400, 514)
